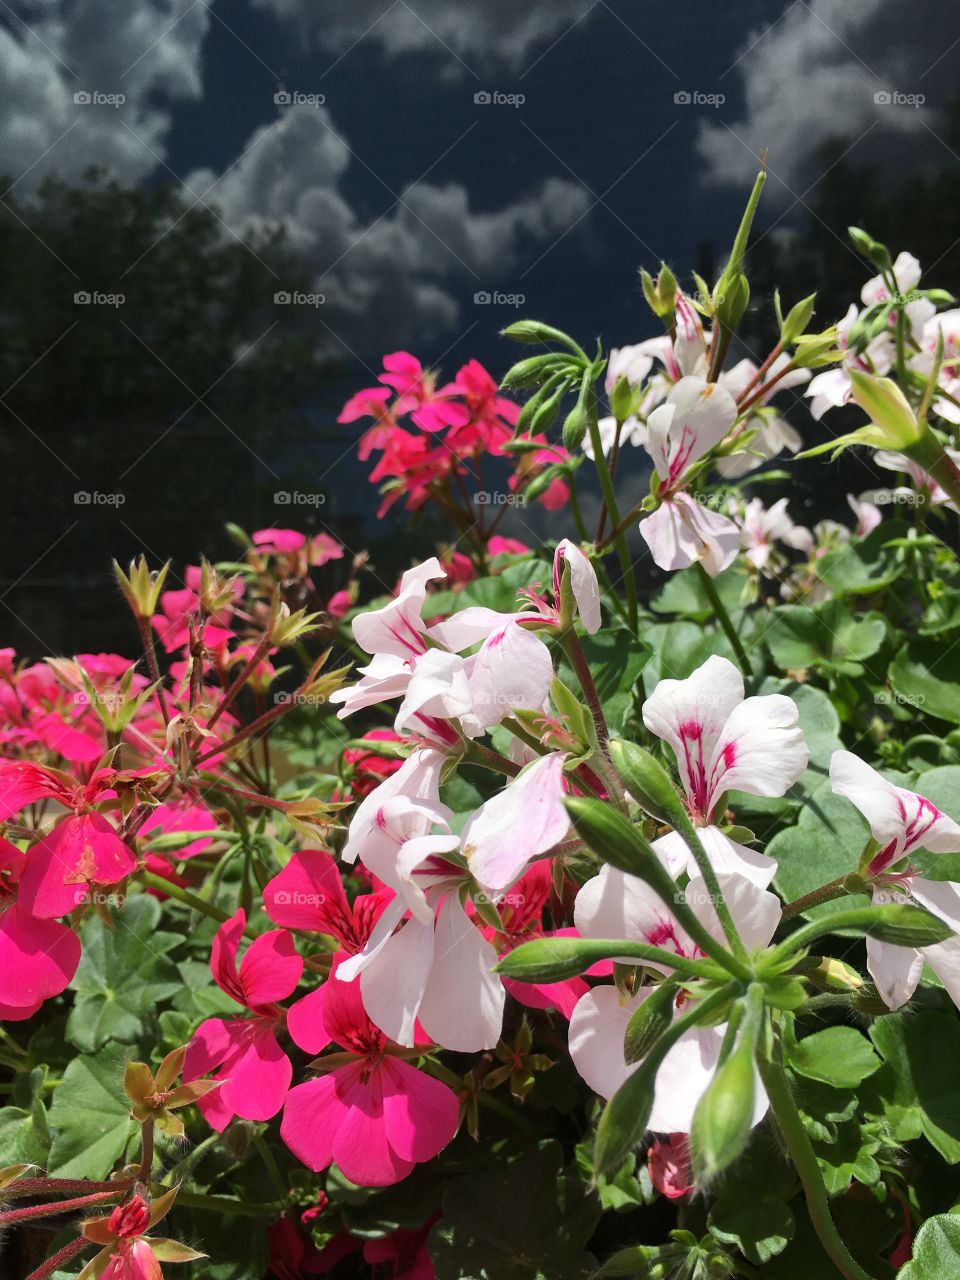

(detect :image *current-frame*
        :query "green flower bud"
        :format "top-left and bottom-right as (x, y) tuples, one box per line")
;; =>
(690, 1035), (756, 1183)
(500, 353), (568, 390)
(862, 902), (954, 947)
(779, 293), (816, 345)
(848, 226), (892, 273)
(624, 981), (677, 1064)
(608, 739), (687, 828)
(609, 374), (636, 424)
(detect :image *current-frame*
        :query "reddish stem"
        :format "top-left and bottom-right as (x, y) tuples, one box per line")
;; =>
(25, 1236), (92, 1280)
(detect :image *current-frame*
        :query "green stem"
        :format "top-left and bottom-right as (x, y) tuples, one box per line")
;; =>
(586, 392), (638, 632)
(160, 1131), (222, 1187)
(907, 426), (960, 512)
(767, 907), (891, 967)
(758, 1048), (878, 1280)
(781, 876), (851, 921)
(694, 560), (751, 677)
(671, 807), (750, 964)
(253, 1131), (289, 1203)
(462, 740), (521, 777)
(139, 871), (256, 936)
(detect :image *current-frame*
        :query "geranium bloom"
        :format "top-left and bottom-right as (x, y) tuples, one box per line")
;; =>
(0, 837), (81, 1020)
(331, 556), (554, 739)
(830, 751), (960, 1009)
(0, 762), (139, 918)
(264, 848), (393, 955)
(337, 752), (568, 1051)
(648, 1133), (693, 1200)
(642, 655), (808, 885)
(280, 961), (460, 1186)
(638, 377), (742, 576)
(184, 910), (302, 1129)
(713, 355), (809, 479)
(81, 1191), (203, 1278)
(569, 870), (780, 1131)
(738, 496), (812, 571)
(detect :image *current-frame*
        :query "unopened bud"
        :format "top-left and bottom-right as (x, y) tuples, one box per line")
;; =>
(849, 226), (892, 273)
(609, 739), (687, 828)
(690, 1035), (756, 1183)
(779, 293), (816, 345)
(624, 981), (676, 1063)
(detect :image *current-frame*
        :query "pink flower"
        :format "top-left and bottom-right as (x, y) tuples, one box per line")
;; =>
(184, 910), (302, 1129)
(326, 589), (352, 619)
(280, 961), (460, 1186)
(264, 849), (392, 955)
(0, 763), (139, 919)
(0, 837), (80, 1019)
(487, 536), (531, 558)
(252, 528), (306, 555)
(648, 1134), (693, 1200)
(82, 1190), (203, 1278)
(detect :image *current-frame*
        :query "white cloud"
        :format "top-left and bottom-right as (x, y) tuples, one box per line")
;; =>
(0, 0), (208, 188)
(695, 0), (951, 200)
(189, 106), (592, 348)
(252, 0), (598, 72)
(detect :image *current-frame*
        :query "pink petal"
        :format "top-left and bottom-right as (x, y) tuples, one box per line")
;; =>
(331, 1066), (413, 1186)
(380, 1057), (460, 1163)
(239, 929), (303, 1006)
(0, 904), (80, 1007)
(280, 1073), (342, 1172)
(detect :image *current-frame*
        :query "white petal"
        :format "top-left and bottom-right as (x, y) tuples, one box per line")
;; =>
(829, 751), (908, 849)
(708, 693), (808, 812)
(467, 624), (554, 731)
(643, 655), (744, 817)
(416, 897), (505, 1051)
(686, 873), (781, 951)
(357, 915), (436, 1047)
(428, 606), (535, 652)
(574, 863), (690, 972)
(646, 377), (737, 485)
(394, 649), (475, 734)
(662, 825), (777, 889)
(352, 557), (445, 657)
(463, 753), (569, 892)
(342, 747), (448, 866)
(568, 985), (643, 1099)
(555, 540), (601, 634)
(921, 937), (960, 1012)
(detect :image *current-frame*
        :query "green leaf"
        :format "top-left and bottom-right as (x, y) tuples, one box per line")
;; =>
(428, 1141), (600, 1280)
(788, 1027), (881, 1090)
(812, 1120), (881, 1194)
(47, 1048), (134, 1178)
(814, 519), (909, 594)
(866, 1012), (960, 1162)
(650, 566), (744, 622)
(559, 627), (650, 732)
(898, 1213), (960, 1279)
(67, 895), (183, 1052)
(770, 784), (870, 921)
(890, 639), (960, 725)
(709, 1197), (795, 1266)
(763, 602), (885, 675)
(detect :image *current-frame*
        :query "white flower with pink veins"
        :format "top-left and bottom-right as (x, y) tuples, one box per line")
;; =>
(641, 655), (809, 886)
(568, 868), (781, 1132)
(830, 751), (960, 1011)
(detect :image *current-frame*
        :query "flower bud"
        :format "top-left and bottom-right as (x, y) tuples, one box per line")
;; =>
(690, 1035), (756, 1183)
(779, 293), (816, 345)
(500, 353), (568, 390)
(848, 226), (892, 273)
(608, 739), (687, 828)
(562, 401), (587, 452)
(624, 981), (677, 1063)
(848, 370), (922, 451)
(641, 263), (679, 320)
(862, 902), (953, 947)
(609, 374), (636, 423)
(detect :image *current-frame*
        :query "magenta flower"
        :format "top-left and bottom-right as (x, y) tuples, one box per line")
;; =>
(281, 960), (460, 1187)
(0, 837), (80, 1020)
(184, 909), (303, 1130)
(0, 762), (139, 918)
